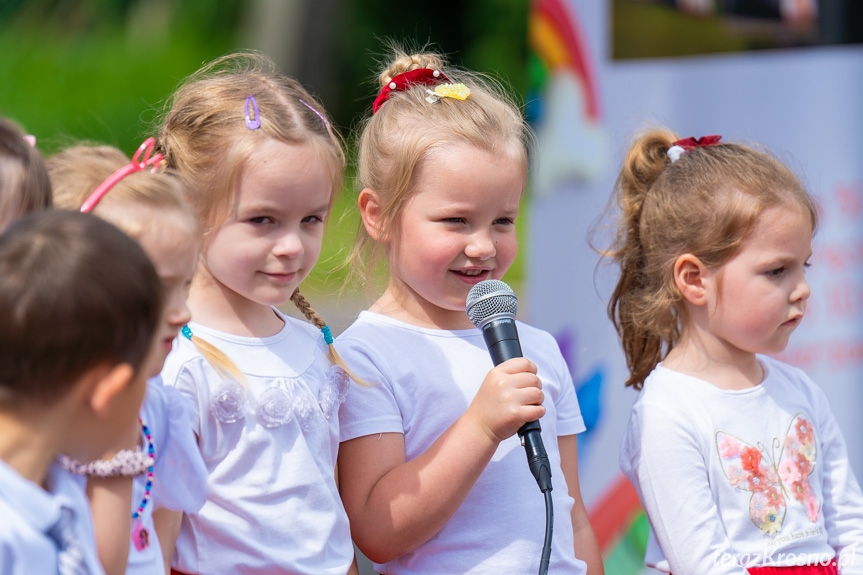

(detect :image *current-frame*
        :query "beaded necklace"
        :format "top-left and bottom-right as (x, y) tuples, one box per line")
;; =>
(131, 417), (155, 551)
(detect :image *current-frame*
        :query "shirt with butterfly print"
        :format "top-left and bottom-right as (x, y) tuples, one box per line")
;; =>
(620, 354), (863, 575)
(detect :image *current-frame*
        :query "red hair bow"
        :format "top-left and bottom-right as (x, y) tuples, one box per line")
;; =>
(671, 135), (722, 150)
(372, 68), (452, 114)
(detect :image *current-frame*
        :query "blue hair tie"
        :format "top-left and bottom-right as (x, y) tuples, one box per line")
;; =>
(181, 325), (193, 340)
(321, 325), (333, 345)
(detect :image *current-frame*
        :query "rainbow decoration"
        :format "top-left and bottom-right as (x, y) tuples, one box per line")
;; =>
(588, 474), (650, 573)
(527, 0), (608, 193)
(528, 0), (600, 123)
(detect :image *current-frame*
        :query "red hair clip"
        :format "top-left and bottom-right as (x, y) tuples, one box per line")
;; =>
(372, 68), (452, 114)
(81, 138), (163, 212)
(667, 134), (722, 163)
(672, 135), (722, 150)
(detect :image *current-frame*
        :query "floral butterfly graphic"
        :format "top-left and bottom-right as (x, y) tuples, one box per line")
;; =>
(715, 412), (819, 535)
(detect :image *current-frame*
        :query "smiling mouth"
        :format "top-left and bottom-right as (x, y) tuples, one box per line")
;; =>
(452, 269), (490, 281)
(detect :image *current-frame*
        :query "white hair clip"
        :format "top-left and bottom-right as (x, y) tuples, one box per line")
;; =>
(667, 135), (722, 163)
(667, 145), (686, 163)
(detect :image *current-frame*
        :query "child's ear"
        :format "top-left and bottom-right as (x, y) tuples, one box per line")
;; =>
(358, 188), (386, 242)
(88, 363), (135, 417)
(674, 254), (708, 306)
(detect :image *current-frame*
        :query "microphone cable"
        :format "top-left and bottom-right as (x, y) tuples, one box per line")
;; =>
(540, 489), (553, 575)
(466, 279), (555, 575)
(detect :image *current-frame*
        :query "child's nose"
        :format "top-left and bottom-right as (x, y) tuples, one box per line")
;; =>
(167, 295), (192, 327)
(273, 231), (303, 257)
(465, 230), (495, 260)
(791, 274), (811, 303)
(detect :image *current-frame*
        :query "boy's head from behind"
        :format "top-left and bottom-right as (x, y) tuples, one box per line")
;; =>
(0, 210), (163, 460)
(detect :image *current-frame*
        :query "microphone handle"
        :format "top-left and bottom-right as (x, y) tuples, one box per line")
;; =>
(483, 318), (524, 366)
(481, 320), (553, 493)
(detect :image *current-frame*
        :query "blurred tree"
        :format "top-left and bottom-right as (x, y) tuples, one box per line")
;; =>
(0, 0), (527, 151)
(324, 0), (528, 131)
(0, 0), (528, 295)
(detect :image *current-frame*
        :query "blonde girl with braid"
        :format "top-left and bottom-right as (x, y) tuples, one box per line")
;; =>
(154, 52), (359, 575)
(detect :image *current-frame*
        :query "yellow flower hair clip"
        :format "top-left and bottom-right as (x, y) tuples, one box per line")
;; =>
(425, 83), (471, 104)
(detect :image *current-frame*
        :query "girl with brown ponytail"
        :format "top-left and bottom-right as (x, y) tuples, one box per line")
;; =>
(610, 129), (863, 573)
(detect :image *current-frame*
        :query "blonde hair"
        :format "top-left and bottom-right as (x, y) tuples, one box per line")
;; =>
(606, 128), (818, 389)
(47, 144), (197, 241)
(0, 117), (51, 232)
(349, 47), (534, 284)
(46, 143), (241, 381)
(155, 51), (360, 382)
(155, 51), (344, 233)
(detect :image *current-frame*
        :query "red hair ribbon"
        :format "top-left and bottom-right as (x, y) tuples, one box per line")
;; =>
(671, 135), (722, 150)
(372, 68), (452, 114)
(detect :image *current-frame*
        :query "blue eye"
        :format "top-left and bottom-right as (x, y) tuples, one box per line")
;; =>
(494, 217), (514, 226)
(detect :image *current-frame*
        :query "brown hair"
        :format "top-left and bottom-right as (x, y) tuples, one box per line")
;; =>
(155, 51), (359, 380)
(0, 117), (52, 232)
(0, 210), (163, 406)
(606, 128), (817, 389)
(348, 47), (534, 284)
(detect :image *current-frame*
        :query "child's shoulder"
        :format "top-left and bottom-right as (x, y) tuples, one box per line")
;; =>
(339, 311), (417, 336)
(0, 459), (90, 545)
(760, 354), (812, 382)
(337, 311), (472, 344)
(160, 333), (212, 380)
(142, 376), (197, 431)
(760, 354), (825, 399)
(513, 319), (559, 346)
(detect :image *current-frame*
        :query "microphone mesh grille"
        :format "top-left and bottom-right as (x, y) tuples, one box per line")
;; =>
(465, 279), (518, 327)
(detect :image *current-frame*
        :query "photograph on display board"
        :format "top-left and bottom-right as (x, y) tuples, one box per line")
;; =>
(613, 0), (863, 59)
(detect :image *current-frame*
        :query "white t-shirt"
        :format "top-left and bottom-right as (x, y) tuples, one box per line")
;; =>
(126, 375), (209, 575)
(620, 355), (863, 574)
(338, 311), (588, 575)
(0, 459), (105, 575)
(160, 311), (353, 575)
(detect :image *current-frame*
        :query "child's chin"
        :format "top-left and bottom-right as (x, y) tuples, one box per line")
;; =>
(144, 351), (170, 380)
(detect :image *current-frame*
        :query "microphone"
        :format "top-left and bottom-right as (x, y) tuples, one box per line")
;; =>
(466, 279), (552, 493)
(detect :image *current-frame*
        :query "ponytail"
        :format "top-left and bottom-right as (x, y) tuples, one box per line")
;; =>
(605, 127), (815, 390)
(607, 129), (679, 389)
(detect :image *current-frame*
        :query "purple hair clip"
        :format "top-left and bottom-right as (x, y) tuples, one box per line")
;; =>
(300, 99), (329, 128)
(245, 95), (261, 130)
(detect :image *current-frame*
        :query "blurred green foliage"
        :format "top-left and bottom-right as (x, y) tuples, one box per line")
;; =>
(0, 0), (243, 154)
(0, 0), (529, 297)
(612, 0), (815, 59)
